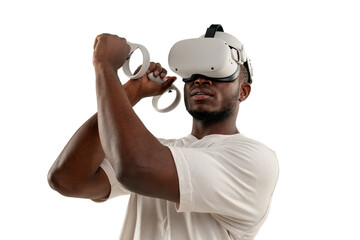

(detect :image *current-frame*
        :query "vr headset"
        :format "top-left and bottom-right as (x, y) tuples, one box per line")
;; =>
(168, 24), (253, 83)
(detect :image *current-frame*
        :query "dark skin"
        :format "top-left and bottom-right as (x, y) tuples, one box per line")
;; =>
(185, 76), (250, 139)
(48, 34), (251, 203)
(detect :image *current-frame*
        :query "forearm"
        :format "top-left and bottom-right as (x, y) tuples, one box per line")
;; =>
(95, 64), (166, 180)
(92, 34), (178, 202)
(48, 78), (143, 198)
(49, 113), (102, 176)
(123, 80), (142, 106)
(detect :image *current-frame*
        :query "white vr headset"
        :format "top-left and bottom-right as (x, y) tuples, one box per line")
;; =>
(168, 24), (253, 83)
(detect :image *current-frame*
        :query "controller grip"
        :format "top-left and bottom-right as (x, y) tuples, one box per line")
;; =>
(148, 73), (181, 113)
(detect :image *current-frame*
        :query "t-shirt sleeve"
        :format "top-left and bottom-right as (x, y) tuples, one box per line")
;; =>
(168, 142), (278, 227)
(98, 158), (130, 200)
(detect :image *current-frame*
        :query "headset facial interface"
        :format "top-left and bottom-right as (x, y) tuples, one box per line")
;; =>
(168, 24), (253, 83)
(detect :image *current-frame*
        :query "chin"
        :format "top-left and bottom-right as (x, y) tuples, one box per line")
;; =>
(187, 109), (233, 122)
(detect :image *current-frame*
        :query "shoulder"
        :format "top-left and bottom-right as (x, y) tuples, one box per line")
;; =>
(208, 133), (279, 185)
(157, 135), (197, 147)
(204, 133), (277, 159)
(158, 134), (277, 161)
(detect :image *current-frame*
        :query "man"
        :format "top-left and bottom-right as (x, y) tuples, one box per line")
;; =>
(48, 25), (279, 239)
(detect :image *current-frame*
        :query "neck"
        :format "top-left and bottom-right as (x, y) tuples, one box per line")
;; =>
(191, 111), (239, 139)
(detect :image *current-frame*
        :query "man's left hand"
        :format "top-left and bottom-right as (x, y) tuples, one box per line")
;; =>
(126, 62), (177, 100)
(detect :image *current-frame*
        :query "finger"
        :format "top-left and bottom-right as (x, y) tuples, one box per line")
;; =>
(93, 34), (104, 49)
(153, 62), (162, 77)
(133, 65), (142, 75)
(146, 62), (156, 74)
(160, 68), (167, 78)
(93, 37), (98, 50)
(93, 34), (108, 49)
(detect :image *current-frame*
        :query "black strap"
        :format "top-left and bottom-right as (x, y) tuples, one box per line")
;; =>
(204, 24), (224, 38)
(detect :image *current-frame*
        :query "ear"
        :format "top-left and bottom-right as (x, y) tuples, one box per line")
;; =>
(239, 83), (251, 102)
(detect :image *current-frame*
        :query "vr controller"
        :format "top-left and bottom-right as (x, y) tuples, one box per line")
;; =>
(124, 42), (181, 113)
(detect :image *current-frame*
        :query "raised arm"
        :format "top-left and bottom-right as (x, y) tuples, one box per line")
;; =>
(48, 45), (174, 201)
(93, 34), (180, 203)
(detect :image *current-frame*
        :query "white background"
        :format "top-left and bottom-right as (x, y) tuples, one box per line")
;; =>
(1, 0), (359, 239)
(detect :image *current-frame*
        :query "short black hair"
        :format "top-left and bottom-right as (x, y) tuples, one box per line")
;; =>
(239, 64), (252, 84)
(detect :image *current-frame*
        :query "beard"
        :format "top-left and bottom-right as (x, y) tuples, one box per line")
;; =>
(184, 82), (241, 123)
(187, 108), (234, 122)
(185, 93), (239, 122)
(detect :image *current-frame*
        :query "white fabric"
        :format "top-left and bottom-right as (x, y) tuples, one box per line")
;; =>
(100, 159), (130, 199)
(100, 133), (279, 240)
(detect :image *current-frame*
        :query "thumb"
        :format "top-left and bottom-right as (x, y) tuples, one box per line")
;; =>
(160, 77), (177, 93)
(163, 76), (177, 89)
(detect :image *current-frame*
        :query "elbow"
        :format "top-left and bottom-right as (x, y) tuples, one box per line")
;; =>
(116, 170), (129, 189)
(113, 147), (166, 193)
(114, 164), (128, 187)
(47, 166), (67, 195)
(47, 170), (56, 191)
(47, 166), (78, 197)
(107, 155), (130, 187)
(47, 166), (61, 192)
(114, 160), (140, 193)
(116, 170), (136, 194)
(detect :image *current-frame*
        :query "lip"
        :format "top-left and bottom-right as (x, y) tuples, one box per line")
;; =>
(190, 88), (215, 97)
(190, 89), (215, 100)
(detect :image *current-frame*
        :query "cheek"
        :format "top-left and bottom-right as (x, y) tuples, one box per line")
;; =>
(183, 84), (191, 108)
(184, 85), (190, 98)
(218, 86), (240, 106)
(184, 83), (191, 96)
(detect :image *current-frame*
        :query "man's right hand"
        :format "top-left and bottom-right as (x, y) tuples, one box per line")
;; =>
(93, 34), (130, 72)
(124, 62), (177, 104)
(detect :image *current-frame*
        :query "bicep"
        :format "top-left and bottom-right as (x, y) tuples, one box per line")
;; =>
(48, 114), (111, 200)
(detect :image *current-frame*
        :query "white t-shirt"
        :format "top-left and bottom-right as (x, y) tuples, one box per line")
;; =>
(100, 133), (279, 240)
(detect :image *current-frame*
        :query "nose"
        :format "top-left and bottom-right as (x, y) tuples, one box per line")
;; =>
(194, 77), (212, 85)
